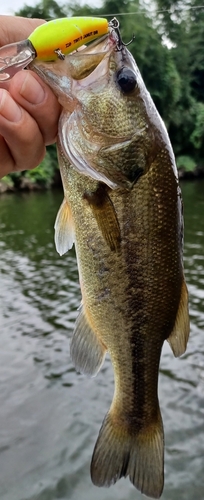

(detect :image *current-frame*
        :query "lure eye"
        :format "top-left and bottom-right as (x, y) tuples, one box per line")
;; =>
(116, 67), (137, 93)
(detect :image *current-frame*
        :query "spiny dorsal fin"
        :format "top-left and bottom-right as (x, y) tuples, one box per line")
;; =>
(91, 408), (164, 498)
(54, 198), (75, 256)
(70, 305), (107, 377)
(167, 279), (190, 357)
(84, 185), (121, 251)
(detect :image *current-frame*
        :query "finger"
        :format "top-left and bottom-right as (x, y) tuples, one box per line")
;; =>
(0, 135), (14, 178)
(8, 70), (61, 145)
(0, 15), (45, 46)
(0, 88), (46, 178)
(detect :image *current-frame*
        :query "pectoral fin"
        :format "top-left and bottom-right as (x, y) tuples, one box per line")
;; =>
(70, 305), (107, 377)
(54, 198), (75, 256)
(84, 185), (121, 251)
(167, 280), (190, 357)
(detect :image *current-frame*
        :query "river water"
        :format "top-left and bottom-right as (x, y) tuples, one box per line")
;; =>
(0, 181), (203, 500)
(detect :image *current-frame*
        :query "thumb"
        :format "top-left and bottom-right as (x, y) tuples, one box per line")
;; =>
(0, 15), (45, 46)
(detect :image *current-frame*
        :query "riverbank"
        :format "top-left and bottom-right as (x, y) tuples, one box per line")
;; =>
(1, 164), (204, 194)
(0, 169), (62, 194)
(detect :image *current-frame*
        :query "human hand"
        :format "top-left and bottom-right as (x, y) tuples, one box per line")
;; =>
(0, 16), (61, 179)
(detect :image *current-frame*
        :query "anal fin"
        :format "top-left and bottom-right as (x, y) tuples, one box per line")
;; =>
(167, 279), (190, 357)
(70, 306), (107, 377)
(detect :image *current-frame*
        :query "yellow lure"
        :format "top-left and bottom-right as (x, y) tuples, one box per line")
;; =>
(28, 17), (109, 61)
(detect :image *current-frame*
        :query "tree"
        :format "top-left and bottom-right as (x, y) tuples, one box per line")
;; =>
(11, 0), (204, 186)
(188, 6), (204, 104)
(153, 0), (204, 161)
(17, 0), (68, 19)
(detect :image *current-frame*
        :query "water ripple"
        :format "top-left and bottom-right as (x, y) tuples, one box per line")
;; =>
(1, 186), (204, 500)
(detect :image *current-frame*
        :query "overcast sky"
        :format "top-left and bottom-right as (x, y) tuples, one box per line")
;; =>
(0, 0), (102, 16)
(1, 0), (31, 16)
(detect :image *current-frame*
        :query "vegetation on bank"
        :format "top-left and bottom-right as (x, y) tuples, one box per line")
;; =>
(2, 0), (204, 191)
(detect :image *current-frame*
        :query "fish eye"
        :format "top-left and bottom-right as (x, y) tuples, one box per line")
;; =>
(116, 67), (137, 93)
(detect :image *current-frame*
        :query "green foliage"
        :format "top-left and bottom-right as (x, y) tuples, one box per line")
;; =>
(8, 146), (58, 189)
(17, 0), (68, 19)
(67, 1), (98, 17)
(0, 175), (14, 187)
(176, 155), (196, 172)
(190, 102), (204, 152)
(24, 149), (56, 186)
(189, 12), (204, 104)
(154, 0), (204, 162)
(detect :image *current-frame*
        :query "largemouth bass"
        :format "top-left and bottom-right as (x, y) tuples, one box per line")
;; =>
(31, 26), (189, 498)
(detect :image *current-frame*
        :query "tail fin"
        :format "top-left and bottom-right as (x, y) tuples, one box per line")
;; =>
(91, 410), (164, 499)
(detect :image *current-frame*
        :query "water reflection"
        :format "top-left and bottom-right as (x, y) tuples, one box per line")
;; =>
(0, 183), (204, 500)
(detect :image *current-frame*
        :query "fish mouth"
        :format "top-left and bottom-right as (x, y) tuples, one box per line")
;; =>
(30, 31), (118, 87)
(30, 20), (133, 95)
(29, 32), (120, 123)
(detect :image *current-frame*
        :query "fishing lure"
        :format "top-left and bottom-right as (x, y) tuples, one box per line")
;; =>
(0, 16), (109, 81)
(28, 17), (109, 61)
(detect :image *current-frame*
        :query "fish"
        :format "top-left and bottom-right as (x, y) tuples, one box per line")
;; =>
(30, 25), (190, 498)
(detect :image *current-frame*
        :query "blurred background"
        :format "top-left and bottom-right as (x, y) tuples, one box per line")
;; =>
(1, 0), (204, 191)
(1, 1), (204, 499)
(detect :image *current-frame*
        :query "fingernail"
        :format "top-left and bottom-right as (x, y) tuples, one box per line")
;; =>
(20, 72), (45, 104)
(0, 89), (22, 122)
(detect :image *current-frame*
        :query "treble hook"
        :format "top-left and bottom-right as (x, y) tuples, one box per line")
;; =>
(108, 17), (135, 51)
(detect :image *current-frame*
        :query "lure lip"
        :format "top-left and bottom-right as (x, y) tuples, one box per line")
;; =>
(0, 39), (36, 81)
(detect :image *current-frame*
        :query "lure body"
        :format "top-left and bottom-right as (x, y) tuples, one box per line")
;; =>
(28, 17), (109, 61)
(0, 16), (109, 80)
